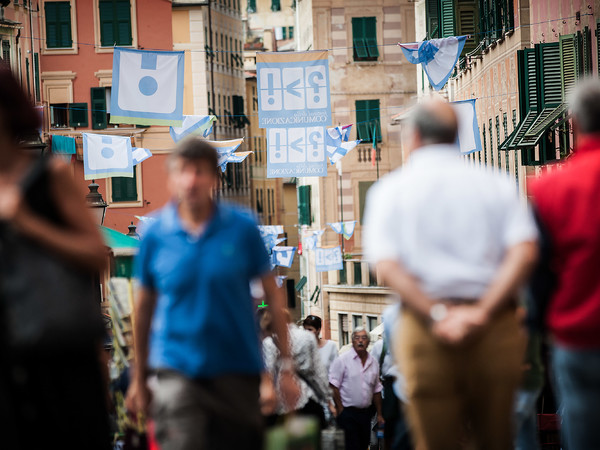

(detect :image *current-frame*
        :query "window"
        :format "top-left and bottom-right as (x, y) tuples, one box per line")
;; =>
(353, 262), (362, 285)
(247, 0), (256, 13)
(298, 185), (311, 225)
(339, 314), (349, 346)
(367, 316), (378, 332)
(425, 0), (479, 54)
(358, 180), (375, 224)
(69, 103), (88, 128)
(0, 39), (11, 66)
(271, 0), (280, 12)
(352, 314), (363, 330)
(99, 0), (132, 47)
(495, 115), (501, 168)
(112, 168), (137, 203)
(355, 99), (381, 143)
(482, 124), (487, 165)
(50, 103), (88, 128)
(50, 104), (69, 128)
(91, 87), (108, 129)
(352, 17), (378, 61)
(45, 2), (73, 48)
(339, 263), (347, 284)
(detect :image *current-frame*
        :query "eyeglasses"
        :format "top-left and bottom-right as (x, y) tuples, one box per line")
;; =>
(353, 335), (369, 341)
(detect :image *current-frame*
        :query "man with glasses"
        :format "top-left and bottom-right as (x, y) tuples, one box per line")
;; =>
(329, 327), (383, 450)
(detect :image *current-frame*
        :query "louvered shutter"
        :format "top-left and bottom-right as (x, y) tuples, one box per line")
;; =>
(69, 103), (88, 128)
(456, 0), (478, 55)
(582, 26), (592, 76)
(368, 99), (381, 143)
(365, 17), (379, 58)
(538, 43), (561, 107)
(91, 87), (108, 130)
(115, 1), (132, 46)
(45, 2), (72, 48)
(440, 0), (455, 38)
(112, 169), (137, 203)
(355, 100), (369, 141)
(298, 185), (311, 225)
(352, 18), (368, 60)
(560, 34), (577, 100)
(426, 0), (440, 38)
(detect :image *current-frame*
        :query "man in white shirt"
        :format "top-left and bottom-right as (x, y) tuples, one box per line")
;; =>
(363, 100), (538, 450)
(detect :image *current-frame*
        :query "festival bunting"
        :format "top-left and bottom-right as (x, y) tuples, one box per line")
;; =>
(110, 48), (185, 126)
(266, 127), (327, 178)
(315, 246), (343, 272)
(330, 140), (361, 165)
(328, 221), (357, 240)
(272, 246), (297, 268)
(83, 133), (133, 180)
(304, 229), (325, 251)
(132, 147), (153, 166)
(399, 36), (467, 91)
(169, 115), (217, 142)
(451, 99), (483, 154)
(220, 151), (252, 172)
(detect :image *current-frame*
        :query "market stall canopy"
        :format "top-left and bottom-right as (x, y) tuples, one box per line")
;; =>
(101, 226), (140, 256)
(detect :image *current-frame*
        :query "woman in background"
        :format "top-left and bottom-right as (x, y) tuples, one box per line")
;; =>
(303, 315), (338, 375)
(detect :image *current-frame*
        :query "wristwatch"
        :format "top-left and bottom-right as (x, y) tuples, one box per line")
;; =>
(429, 303), (449, 323)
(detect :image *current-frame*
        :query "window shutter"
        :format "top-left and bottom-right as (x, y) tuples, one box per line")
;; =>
(247, 0), (256, 13)
(69, 103), (88, 128)
(112, 169), (137, 202)
(91, 87), (108, 130)
(355, 100), (369, 141)
(597, 20), (600, 75)
(115, 0), (132, 46)
(582, 26), (592, 76)
(352, 18), (368, 60)
(524, 48), (539, 111)
(426, 0), (439, 38)
(537, 43), (562, 107)
(456, 0), (478, 55)
(45, 2), (72, 48)
(560, 34), (577, 100)
(365, 17), (379, 58)
(99, 1), (115, 46)
(368, 99), (381, 143)
(482, 124), (487, 164)
(440, 0), (455, 38)
(297, 185), (311, 225)
(271, 0), (280, 12)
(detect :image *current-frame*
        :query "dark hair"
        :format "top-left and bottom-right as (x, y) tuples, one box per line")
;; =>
(411, 104), (458, 145)
(303, 315), (322, 330)
(0, 63), (41, 142)
(168, 136), (219, 173)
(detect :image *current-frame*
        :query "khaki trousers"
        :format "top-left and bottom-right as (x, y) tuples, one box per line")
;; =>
(394, 308), (526, 450)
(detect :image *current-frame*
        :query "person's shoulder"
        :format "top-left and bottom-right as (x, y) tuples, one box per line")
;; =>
(217, 201), (260, 228)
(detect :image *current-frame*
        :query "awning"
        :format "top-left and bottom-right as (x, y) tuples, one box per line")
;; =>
(102, 226), (140, 256)
(515, 103), (568, 148)
(506, 110), (540, 150)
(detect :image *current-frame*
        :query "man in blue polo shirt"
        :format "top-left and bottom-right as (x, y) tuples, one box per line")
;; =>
(125, 137), (297, 450)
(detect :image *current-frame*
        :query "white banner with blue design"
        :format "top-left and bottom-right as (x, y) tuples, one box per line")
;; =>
(304, 229), (325, 251)
(267, 127), (327, 178)
(330, 140), (361, 165)
(220, 151), (252, 172)
(258, 225), (284, 254)
(272, 246), (296, 268)
(315, 246), (343, 272)
(83, 133), (133, 180)
(110, 48), (185, 126)
(399, 36), (467, 91)
(328, 220), (357, 240)
(257, 51), (331, 128)
(132, 147), (152, 166)
(170, 115), (217, 142)
(451, 99), (482, 154)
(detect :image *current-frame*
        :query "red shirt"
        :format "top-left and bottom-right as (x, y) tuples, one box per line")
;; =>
(529, 135), (600, 349)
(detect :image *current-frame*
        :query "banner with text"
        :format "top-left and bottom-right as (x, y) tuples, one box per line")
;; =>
(267, 127), (327, 178)
(315, 246), (343, 272)
(257, 51), (331, 129)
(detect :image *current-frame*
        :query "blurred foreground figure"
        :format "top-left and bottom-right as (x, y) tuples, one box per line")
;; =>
(126, 138), (298, 450)
(528, 79), (600, 450)
(363, 100), (538, 450)
(0, 64), (111, 449)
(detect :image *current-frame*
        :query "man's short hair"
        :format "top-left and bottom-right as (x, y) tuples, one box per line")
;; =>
(168, 136), (219, 173)
(570, 78), (600, 134)
(410, 103), (458, 145)
(351, 327), (370, 343)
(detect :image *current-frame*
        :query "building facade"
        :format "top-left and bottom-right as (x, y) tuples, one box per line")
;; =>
(295, 0), (415, 346)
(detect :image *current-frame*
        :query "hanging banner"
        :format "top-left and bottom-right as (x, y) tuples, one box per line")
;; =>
(272, 246), (297, 268)
(451, 99), (482, 154)
(83, 133), (133, 180)
(257, 51), (331, 129)
(315, 246), (343, 272)
(111, 48), (185, 126)
(267, 127), (327, 178)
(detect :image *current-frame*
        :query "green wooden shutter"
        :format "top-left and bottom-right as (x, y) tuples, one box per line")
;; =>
(482, 124), (487, 164)
(352, 18), (368, 60)
(99, 1), (115, 46)
(247, 0), (256, 13)
(456, 0), (478, 55)
(524, 47), (539, 111)
(91, 87), (108, 130)
(45, 2), (72, 48)
(597, 20), (600, 75)
(298, 185), (311, 225)
(355, 100), (369, 140)
(271, 0), (280, 12)
(34, 53), (40, 101)
(112, 169), (137, 202)
(560, 34), (577, 100)
(364, 17), (379, 58)
(581, 26), (592, 76)
(426, 0), (440, 38)
(99, 0), (131, 46)
(359, 181), (374, 224)
(440, 0), (455, 38)
(367, 99), (381, 143)
(115, 0), (133, 46)
(69, 103), (88, 128)
(537, 42), (561, 107)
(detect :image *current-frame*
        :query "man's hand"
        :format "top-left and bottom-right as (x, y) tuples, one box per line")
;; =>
(432, 304), (490, 345)
(125, 378), (152, 416)
(279, 370), (300, 410)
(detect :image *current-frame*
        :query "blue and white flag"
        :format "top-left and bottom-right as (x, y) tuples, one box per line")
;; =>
(132, 147), (152, 166)
(305, 229), (324, 251)
(272, 246), (296, 268)
(328, 220), (357, 240)
(220, 151), (252, 172)
(111, 48), (185, 126)
(315, 246), (343, 272)
(169, 115), (217, 142)
(83, 133), (133, 180)
(330, 140), (361, 165)
(451, 99), (483, 154)
(399, 36), (467, 91)
(276, 275), (288, 287)
(258, 225), (284, 254)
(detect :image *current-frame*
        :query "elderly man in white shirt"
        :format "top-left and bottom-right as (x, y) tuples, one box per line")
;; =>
(363, 100), (538, 450)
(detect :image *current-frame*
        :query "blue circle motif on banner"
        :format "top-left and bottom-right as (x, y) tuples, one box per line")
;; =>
(139, 76), (159, 96)
(101, 147), (115, 159)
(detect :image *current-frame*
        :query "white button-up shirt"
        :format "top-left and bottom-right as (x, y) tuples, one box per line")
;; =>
(363, 145), (538, 300)
(329, 348), (383, 408)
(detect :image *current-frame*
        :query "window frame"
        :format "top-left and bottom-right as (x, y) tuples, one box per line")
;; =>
(355, 99), (382, 143)
(41, 0), (78, 55)
(107, 162), (143, 208)
(351, 17), (379, 62)
(93, 0), (138, 53)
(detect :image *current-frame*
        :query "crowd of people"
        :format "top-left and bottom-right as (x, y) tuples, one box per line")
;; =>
(1, 61), (600, 450)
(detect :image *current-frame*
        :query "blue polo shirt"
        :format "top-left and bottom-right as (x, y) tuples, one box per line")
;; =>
(136, 202), (271, 378)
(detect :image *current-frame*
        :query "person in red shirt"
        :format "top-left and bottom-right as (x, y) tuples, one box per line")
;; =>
(528, 78), (600, 450)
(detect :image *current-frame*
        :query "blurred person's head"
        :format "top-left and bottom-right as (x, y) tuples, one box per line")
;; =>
(570, 78), (600, 139)
(167, 137), (219, 210)
(0, 63), (41, 156)
(259, 307), (292, 336)
(303, 314), (322, 341)
(351, 327), (370, 355)
(406, 100), (458, 154)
